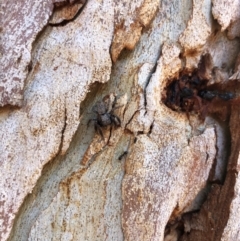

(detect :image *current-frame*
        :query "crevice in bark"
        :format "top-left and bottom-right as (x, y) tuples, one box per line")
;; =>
(143, 51), (161, 108)
(136, 130), (144, 135)
(207, 116), (231, 184)
(162, 50), (240, 240)
(49, 0), (88, 27)
(118, 151), (128, 161)
(58, 102), (68, 155)
(0, 104), (20, 117)
(164, 98), (240, 241)
(213, 104), (240, 240)
(124, 110), (139, 129)
(147, 120), (154, 136)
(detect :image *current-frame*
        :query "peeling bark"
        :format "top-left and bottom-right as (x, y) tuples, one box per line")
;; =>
(2, 0), (240, 241)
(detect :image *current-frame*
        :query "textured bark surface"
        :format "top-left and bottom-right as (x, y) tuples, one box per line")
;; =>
(1, 0), (240, 241)
(0, 0), (53, 106)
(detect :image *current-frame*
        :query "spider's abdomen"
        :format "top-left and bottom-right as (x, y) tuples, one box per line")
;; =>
(99, 113), (111, 126)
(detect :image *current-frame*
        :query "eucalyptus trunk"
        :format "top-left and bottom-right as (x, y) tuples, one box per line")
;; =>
(1, 0), (240, 240)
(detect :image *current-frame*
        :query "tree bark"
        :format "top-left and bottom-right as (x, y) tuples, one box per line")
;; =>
(1, 0), (240, 240)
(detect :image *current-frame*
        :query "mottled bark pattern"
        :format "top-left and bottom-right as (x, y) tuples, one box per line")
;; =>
(0, 0), (53, 106)
(1, 0), (240, 241)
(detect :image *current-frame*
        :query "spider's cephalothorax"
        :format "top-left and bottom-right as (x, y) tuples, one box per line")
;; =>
(89, 95), (121, 139)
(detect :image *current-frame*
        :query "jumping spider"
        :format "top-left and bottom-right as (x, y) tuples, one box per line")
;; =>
(88, 94), (121, 140)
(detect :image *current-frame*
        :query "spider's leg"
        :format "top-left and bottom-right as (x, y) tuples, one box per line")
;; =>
(110, 115), (121, 127)
(87, 118), (97, 127)
(95, 122), (104, 140)
(111, 105), (123, 112)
